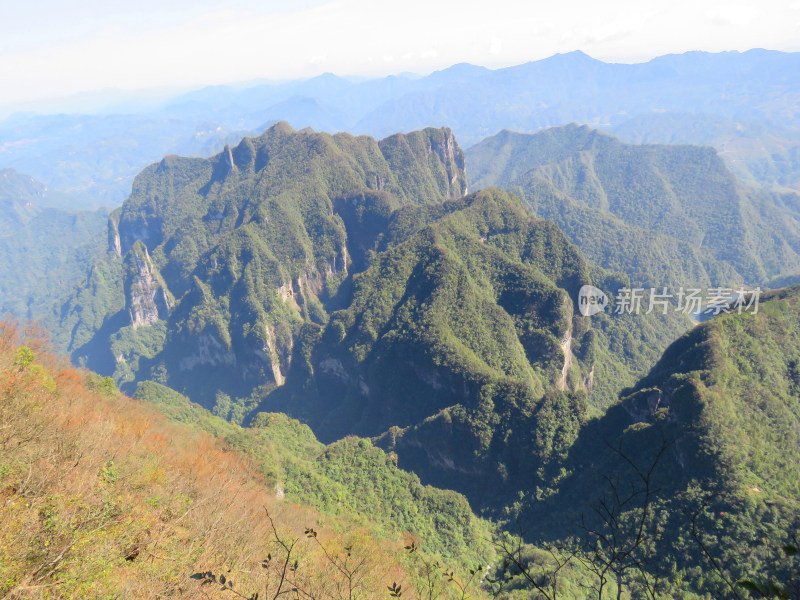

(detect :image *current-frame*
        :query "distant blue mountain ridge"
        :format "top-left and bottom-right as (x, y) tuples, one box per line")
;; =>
(1, 49), (799, 206)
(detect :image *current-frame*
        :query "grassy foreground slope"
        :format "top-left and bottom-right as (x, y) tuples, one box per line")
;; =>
(0, 323), (490, 599)
(133, 380), (490, 564)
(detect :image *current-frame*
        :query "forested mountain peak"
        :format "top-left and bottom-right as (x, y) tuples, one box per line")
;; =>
(69, 123), (469, 403)
(52, 125), (688, 515)
(0, 168), (43, 226)
(467, 124), (800, 288)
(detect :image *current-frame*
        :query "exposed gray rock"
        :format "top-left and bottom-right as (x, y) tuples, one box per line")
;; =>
(124, 241), (172, 328)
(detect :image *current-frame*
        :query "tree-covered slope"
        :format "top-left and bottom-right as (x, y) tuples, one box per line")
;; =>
(0, 325), (491, 598)
(67, 122), (468, 403)
(0, 169), (109, 337)
(623, 285), (800, 498)
(259, 187), (688, 506)
(546, 285), (800, 516)
(466, 125), (800, 288)
(57, 125), (689, 513)
(514, 286), (800, 597)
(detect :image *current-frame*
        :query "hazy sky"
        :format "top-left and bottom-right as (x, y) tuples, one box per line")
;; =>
(2, 0), (799, 107)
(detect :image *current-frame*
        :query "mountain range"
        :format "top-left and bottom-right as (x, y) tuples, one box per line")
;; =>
(3, 73), (800, 596)
(2, 49), (800, 207)
(45, 123), (690, 454)
(467, 124), (800, 288)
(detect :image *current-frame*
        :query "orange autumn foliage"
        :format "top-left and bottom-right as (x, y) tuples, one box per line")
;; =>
(0, 323), (412, 599)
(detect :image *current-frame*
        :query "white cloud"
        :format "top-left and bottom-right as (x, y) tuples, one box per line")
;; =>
(1, 0), (799, 106)
(705, 5), (759, 26)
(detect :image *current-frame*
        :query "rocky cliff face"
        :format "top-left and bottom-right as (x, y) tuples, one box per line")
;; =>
(107, 210), (122, 257)
(378, 127), (468, 203)
(431, 128), (468, 193)
(123, 241), (172, 328)
(73, 122), (472, 405)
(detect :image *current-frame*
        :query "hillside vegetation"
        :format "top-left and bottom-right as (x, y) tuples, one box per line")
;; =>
(46, 124), (691, 515)
(133, 380), (490, 564)
(0, 169), (108, 334)
(467, 124), (800, 288)
(0, 323), (493, 598)
(513, 286), (800, 598)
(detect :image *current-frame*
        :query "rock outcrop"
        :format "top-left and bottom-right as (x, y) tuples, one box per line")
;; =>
(123, 241), (172, 328)
(107, 210), (122, 257)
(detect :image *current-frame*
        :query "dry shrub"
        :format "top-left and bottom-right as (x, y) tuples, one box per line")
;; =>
(0, 323), (416, 599)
